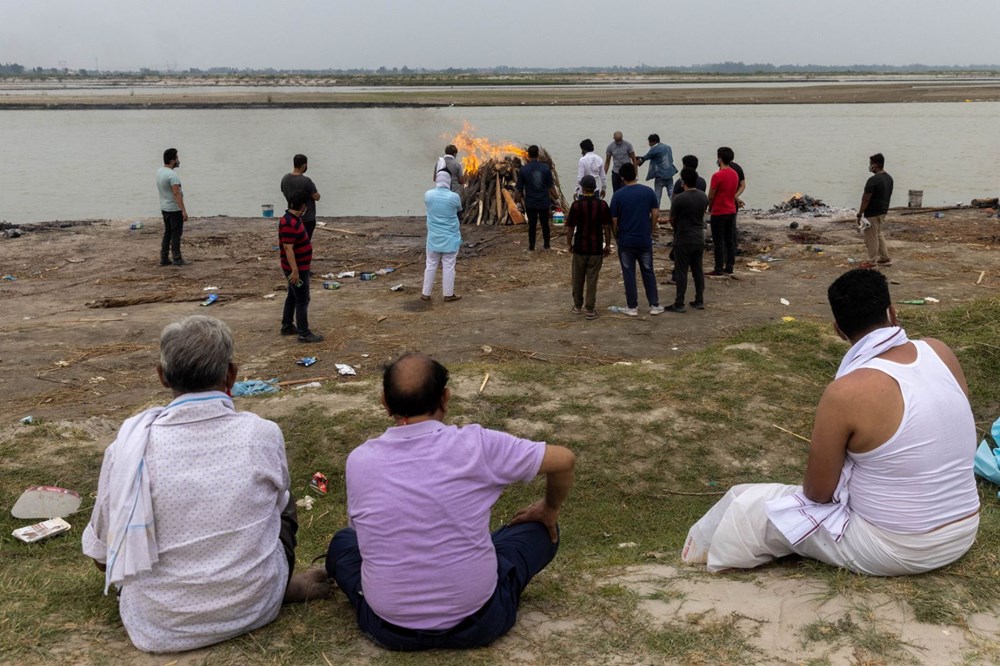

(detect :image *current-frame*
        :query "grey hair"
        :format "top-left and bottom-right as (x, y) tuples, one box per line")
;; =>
(159, 315), (234, 393)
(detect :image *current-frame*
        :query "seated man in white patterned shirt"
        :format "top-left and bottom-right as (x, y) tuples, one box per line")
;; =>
(82, 315), (328, 653)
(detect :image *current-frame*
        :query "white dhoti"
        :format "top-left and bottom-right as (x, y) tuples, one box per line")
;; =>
(682, 483), (979, 576)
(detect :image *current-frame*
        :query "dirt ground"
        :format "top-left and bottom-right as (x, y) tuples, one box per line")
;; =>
(2, 205), (998, 423)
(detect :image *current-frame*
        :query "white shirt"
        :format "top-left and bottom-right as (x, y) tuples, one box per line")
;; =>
(82, 392), (290, 652)
(576, 152), (607, 195)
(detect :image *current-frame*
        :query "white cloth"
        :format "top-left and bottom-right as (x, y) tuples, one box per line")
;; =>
(835, 325), (909, 379)
(576, 152), (606, 195)
(762, 326), (910, 544)
(423, 250), (457, 297)
(684, 483), (978, 576)
(82, 391), (291, 653)
(84, 407), (163, 593)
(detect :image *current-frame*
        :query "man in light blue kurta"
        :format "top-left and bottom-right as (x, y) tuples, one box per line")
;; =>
(421, 184), (463, 302)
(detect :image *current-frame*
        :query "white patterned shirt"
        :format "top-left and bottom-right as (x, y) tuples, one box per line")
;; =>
(83, 391), (290, 653)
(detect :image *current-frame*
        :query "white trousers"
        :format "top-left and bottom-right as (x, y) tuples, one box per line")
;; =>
(423, 251), (457, 297)
(683, 483), (979, 576)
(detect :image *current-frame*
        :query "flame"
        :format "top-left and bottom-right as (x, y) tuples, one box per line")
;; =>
(447, 121), (526, 176)
(792, 192), (804, 199)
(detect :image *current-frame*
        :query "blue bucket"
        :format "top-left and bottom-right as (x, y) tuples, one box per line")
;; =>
(262, 204), (275, 218)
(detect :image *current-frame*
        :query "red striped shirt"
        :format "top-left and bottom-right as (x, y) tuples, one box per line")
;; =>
(279, 212), (312, 272)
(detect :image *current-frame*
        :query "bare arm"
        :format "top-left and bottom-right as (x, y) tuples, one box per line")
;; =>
(650, 206), (660, 229)
(509, 445), (576, 542)
(611, 216), (619, 238)
(312, 191), (321, 201)
(604, 153), (612, 174)
(802, 383), (852, 503)
(857, 191), (874, 218)
(171, 184), (188, 221)
(283, 243), (299, 283)
(707, 184), (717, 210)
(924, 338), (971, 397)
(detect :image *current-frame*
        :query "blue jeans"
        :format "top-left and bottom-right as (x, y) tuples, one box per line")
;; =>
(653, 176), (674, 209)
(327, 522), (558, 651)
(618, 245), (659, 309)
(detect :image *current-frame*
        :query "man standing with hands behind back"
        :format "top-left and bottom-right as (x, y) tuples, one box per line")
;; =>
(156, 148), (188, 267)
(280, 154), (321, 239)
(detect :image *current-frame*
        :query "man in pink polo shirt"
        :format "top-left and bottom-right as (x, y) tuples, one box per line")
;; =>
(326, 352), (575, 651)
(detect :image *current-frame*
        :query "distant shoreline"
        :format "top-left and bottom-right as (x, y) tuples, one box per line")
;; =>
(2, 80), (1000, 108)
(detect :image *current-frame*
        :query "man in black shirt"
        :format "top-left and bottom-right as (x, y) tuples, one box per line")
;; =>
(516, 145), (558, 251)
(666, 168), (710, 312)
(856, 153), (894, 267)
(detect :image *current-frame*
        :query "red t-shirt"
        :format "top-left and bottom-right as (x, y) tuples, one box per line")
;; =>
(709, 168), (739, 216)
(278, 212), (312, 272)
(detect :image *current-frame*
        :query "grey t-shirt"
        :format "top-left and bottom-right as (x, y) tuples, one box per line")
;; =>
(605, 140), (634, 173)
(280, 173), (319, 222)
(156, 166), (182, 213)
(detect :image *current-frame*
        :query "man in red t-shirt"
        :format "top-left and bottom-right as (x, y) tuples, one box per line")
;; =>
(707, 147), (740, 276)
(279, 194), (323, 343)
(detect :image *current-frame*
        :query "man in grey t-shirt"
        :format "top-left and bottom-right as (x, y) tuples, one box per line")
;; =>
(604, 131), (637, 193)
(280, 154), (321, 239)
(156, 147), (188, 266)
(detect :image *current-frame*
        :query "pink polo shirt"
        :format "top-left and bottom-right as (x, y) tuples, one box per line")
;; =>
(346, 421), (545, 630)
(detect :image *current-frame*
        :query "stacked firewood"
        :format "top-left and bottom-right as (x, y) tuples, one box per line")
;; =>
(459, 147), (569, 225)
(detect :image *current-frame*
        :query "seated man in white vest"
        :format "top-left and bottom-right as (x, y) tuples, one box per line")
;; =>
(683, 269), (980, 575)
(82, 315), (328, 653)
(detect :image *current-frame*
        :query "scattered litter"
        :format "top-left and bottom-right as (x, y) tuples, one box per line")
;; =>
(361, 353), (370, 358)
(613, 361), (634, 366)
(858, 217), (871, 233)
(296, 495), (315, 511)
(321, 273), (337, 279)
(389, 283), (404, 292)
(641, 359), (653, 364)
(19, 416), (34, 424)
(201, 293), (218, 307)
(22, 316), (30, 320)
(811, 246), (824, 253)
(976, 271), (986, 285)
(67, 257), (86, 263)
(129, 222), (144, 230)
(316, 221), (328, 227)
(202, 286), (219, 291)
(337, 271), (356, 279)
(322, 281), (341, 290)
(479, 373), (490, 394)
(359, 272), (376, 281)
(12, 518), (72, 544)
(782, 316), (796, 322)
(376, 315), (387, 323)
(608, 306), (628, 314)
(375, 267), (395, 275)
(899, 299), (926, 305)
(231, 379), (279, 397)
(89, 376), (106, 384)
(788, 221), (799, 229)
(924, 296), (940, 304)
(934, 212), (945, 219)
(11, 486), (81, 519)
(263, 293), (277, 299)
(296, 357), (318, 367)
(335, 363), (357, 376)
(293, 381), (323, 391)
(617, 542), (638, 549)
(780, 298), (790, 306)
(671, 347), (679, 351)
(309, 472), (329, 495)
(746, 260), (770, 271)
(481, 345), (493, 354)
(2, 275), (15, 281)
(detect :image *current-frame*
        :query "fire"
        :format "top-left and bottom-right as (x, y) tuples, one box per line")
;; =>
(792, 192), (804, 199)
(447, 121), (526, 176)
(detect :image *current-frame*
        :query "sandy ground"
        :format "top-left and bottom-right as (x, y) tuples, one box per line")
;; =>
(4, 79), (1000, 108)
(3, 205), (1000, 662)
(2, 206), (999, 423)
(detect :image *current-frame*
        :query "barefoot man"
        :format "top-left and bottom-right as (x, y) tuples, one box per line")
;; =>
(683, 269), (979, 575)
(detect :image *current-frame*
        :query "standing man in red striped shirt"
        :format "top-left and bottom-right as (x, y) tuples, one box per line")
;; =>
(279, 194), (323, 343)
(566, 175), (612, 320)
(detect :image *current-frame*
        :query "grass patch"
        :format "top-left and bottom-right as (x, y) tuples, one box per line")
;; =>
(801, 609), (920, 664)
(2, 299), (999, 662)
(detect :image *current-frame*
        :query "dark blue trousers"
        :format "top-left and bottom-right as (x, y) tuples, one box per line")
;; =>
(326, 522), (558, 651)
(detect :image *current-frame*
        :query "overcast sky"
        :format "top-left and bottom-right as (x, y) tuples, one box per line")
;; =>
(2, 0), (999, 71)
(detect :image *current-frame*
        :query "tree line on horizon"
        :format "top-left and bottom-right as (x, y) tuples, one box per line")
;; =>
(2, 61), (998, 77)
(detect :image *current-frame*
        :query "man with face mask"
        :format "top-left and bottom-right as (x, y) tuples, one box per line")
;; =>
(856, 153), (894, 268)
(280, 154), (322, 239)
(156, 148), (188, 266)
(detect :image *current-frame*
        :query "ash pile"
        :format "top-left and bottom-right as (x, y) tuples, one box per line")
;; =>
(770, 193), (830, 214)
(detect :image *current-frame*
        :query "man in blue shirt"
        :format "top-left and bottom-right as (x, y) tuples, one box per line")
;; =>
(422, 183), (463, 303)
(609, 163), (664, 317)
(636, 134), (677, 209)
(516, 145), (558, 250)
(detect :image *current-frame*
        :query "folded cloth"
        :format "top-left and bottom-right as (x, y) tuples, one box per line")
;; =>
(835, 325), (909, 379)
(766, 459), (853, 544)
(102, 407), (163, 593)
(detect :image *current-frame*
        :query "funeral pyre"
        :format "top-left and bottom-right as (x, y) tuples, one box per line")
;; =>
(451, 123), (570, 225)
(769, 193), (829, 214)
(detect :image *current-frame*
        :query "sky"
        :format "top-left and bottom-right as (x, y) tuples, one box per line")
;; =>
(2, 0), (999, 71)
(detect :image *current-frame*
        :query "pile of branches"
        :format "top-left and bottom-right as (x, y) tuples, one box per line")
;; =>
(769, 193), (828, 213)
(459, 147), (569, 225)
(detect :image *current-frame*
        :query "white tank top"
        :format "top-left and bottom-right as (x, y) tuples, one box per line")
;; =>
(846, 340), (980, 533)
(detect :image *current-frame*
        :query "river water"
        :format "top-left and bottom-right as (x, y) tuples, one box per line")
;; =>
(1, 102), (998, 224)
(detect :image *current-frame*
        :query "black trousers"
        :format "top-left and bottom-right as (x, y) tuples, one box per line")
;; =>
(160, 210), (184, 263)
(303, 218), (316, 240)
(282, 269), (311, 335)
(526, 207), (550, 250)
(611, 172), (624, 192)
(710, 214), (737, 272)
(279, 492), (299, 576)
(672, 244), (705, 306)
